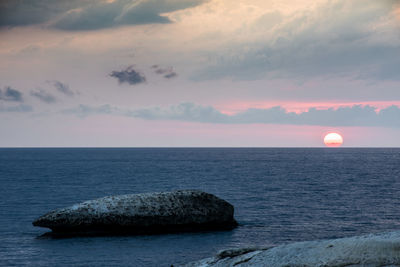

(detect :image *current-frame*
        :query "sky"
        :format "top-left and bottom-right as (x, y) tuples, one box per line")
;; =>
(0, 0), (400, 147)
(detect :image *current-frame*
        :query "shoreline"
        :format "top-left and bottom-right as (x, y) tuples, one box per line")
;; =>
(179, 231), (400, 266)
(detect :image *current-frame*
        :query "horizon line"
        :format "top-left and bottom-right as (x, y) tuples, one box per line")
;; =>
(0, 146), (399, 149)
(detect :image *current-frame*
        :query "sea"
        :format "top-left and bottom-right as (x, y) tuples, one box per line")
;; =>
(1, 148), (400, 266)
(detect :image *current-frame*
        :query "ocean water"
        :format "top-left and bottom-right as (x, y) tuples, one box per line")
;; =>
(1, 148), (400, 266)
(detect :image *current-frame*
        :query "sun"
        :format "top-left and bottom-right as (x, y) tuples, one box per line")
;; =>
(324, 133), (343, 147)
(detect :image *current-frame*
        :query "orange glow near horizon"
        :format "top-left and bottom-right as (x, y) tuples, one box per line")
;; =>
(324, 133), (343, 147)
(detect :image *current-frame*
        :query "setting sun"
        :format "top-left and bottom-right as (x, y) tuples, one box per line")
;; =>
(324, 133), (343, 147)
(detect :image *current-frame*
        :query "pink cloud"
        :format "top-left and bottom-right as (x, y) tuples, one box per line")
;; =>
(215, 101), (400, 115)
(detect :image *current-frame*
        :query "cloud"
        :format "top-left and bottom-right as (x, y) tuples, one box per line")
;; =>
(0, 0), (207, 30)
(0, 104), (33, 112)
(0, 1), (75, 27)
(127, 102), (400, 127)
(63, 102), (400, 128)
(53, 81), (74, 96)
(128, 102), (225, 122)
(195, 0), (400, 81)
(0, 87), (23, 102)
(61, 104), (116, 118)
(110, 66), (146, 85)
(30, 89), (56, 103)
(152, 65), (178, 79)
(164, 72), (177, 79)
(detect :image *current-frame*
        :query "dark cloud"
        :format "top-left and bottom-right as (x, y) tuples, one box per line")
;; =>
(53, 81), (74, 96)
(31, 89), (56, 103)
(164, 72), (177, 79)
(0, 86), (23, 102)
(152, 65), (178, 79)
(0, 1), (80, 27)
(0, 0), (207, 31)
(155, 68), (168, 74)
(127, 102), (400, 127)
(110, 66), (146, 85)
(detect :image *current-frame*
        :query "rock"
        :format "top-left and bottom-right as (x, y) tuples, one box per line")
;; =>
(180, 231), (400, 267)
(33, 190), (237, 236)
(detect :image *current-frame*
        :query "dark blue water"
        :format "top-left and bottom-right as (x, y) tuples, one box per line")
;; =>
(1, 148), (400, 266)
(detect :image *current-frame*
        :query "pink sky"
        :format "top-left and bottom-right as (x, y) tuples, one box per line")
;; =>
(216, 101), (400, 115)
(0, 0), (399, 146)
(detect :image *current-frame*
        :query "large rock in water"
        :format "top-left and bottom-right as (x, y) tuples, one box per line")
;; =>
(33, 190), (237, 236)
(180, 231), (400, 267)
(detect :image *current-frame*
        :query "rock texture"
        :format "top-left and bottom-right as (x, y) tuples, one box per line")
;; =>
(33, 190), (237, 236)
(180, 231), (400, 267)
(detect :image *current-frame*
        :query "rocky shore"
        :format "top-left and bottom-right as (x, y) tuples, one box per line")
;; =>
(33, 190), (400, 266)
(180, 231), (400, 266)
(33, 190), (237, 236)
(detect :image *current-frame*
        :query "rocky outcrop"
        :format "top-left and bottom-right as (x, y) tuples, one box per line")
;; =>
(180, 231), (400, 267)
(33, 190), (237, 236)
